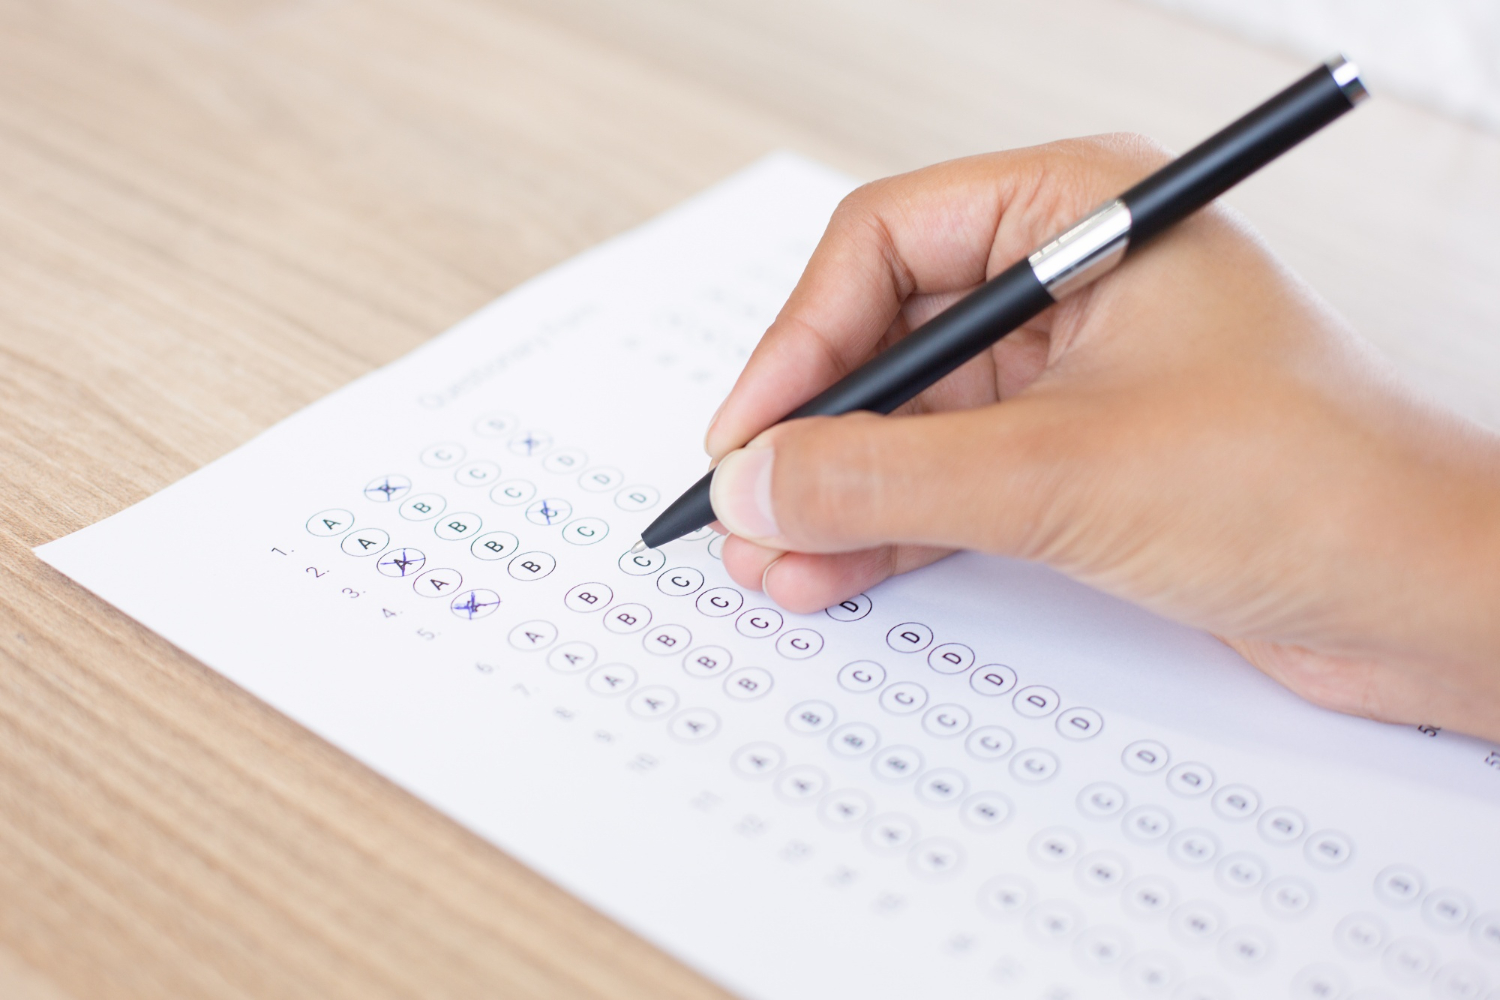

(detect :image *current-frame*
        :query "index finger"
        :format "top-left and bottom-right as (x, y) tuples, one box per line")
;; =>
(702, 150), (1035, 458)
(704, 138), (1155, 459)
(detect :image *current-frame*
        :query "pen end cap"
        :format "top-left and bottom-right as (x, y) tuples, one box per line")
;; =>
(1326, 54), (1370, 106)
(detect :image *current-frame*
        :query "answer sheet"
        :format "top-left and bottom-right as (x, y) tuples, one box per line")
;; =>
(39, 154), (1500, 1000)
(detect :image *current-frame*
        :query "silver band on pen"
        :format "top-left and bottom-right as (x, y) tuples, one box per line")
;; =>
(1027, 199), (1133, 300)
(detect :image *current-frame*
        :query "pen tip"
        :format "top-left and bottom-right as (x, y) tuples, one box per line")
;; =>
(630, 539), (649, 554)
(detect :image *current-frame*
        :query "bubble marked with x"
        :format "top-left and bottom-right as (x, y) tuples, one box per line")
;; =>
(380, 549), (424, 576)
(365, 475), (411, 502)
(452, 592), (500, 619)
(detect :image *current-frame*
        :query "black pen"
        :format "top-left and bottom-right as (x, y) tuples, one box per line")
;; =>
(633, 55), (1368, 553)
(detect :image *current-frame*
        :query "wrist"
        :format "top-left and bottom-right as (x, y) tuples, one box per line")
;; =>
(1447, 453), (1500, 667)
(1360, 418), (1500, 735)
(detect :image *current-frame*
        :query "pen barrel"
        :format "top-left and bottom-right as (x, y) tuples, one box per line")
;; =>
(642, 57), (1368, 549)
(1121, 59), (1363, 248)
(785, 259), (1053, 418)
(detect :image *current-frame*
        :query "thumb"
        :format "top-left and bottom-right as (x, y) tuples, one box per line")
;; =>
(709, 405), (1069, 558)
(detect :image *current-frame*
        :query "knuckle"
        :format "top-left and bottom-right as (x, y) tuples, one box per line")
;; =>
(829, 180), (887, 227)
(1026, 134), (1174, 219)
(1057, 132), (1172, 174)
(1096, 131), (1173, 166)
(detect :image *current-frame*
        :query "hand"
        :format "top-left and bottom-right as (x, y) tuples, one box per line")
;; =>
(704, 136), (1500, 742)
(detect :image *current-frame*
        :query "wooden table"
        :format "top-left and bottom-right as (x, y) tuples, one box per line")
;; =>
(3, 1), (1497, 996)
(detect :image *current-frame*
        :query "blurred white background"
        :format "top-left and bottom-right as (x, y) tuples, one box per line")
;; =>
(1140, 0), (1500, 131)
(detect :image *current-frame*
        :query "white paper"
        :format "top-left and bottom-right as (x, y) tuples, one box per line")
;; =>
(38, 153), (1500, 1000)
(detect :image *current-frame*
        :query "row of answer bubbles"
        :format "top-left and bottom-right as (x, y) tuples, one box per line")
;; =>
(575, 667), (720, 741)
(355, 493), (574, 557)
(833, 656), (1103, 743)
(423, 422), (662, 501)
(493, 614), (723, 741)
(729, 742), (991, 878)
(482, 462), (634, 496)
(330, 517), (553, 586)
(836, 613), (1109, 741)
(979, 873), (1254, 993)
(307, 508), (548, 621)
(367, 468), (657, 513)
(783, 696), (1058, 783)
(451, 459), (637, 494)
(1119, 739), (1356, 868)
(1334, 909), (1500, 985)
(1029, 825), (1317, 920)
(422, 430), (555, 463)
(1005, 889), (1273, 983)
(600, 565), (830, 659)
(371, 485), (614, 547)
(521, 627), (776, 705)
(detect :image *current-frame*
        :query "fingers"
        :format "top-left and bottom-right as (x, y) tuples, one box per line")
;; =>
(704, 137), (1169, 461)
(703, 155), (1026, 460)
(720, 533), (952, 614)
(710, 405), (1073, 560)
(719, 534), (783, 591)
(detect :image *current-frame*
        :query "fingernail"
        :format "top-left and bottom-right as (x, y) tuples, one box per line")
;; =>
(710, 443), (778, 540)
(760, 553), (785, 598)
(703, 400), (727, 455)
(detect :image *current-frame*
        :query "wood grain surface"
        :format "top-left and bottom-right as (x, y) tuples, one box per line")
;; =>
(3, 1), (1497, 996)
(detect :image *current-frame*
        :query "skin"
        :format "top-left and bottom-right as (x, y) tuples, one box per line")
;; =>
(703, 136), (1500, 743)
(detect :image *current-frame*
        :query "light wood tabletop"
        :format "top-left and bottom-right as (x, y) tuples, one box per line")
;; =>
(3, 1), (1497, 997)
